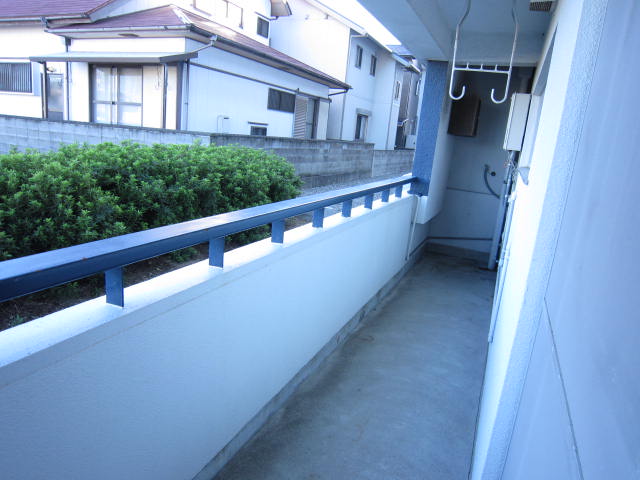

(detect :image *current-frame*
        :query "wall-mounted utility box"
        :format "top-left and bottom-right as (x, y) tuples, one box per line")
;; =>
(503, 93), (531, 151)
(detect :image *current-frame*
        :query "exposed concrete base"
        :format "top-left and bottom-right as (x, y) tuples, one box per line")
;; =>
(210, 253), (496, 479)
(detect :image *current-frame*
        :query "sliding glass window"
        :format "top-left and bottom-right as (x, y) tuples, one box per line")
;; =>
(92, 66), (143, 127)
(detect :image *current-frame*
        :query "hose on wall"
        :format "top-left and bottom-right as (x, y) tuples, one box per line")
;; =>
(483, 164), (500, 199)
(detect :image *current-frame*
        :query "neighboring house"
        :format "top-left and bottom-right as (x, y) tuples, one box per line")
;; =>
(269, 0), (420, 149)
(0, 0), (348, 139)
(389, 44), (422, 149)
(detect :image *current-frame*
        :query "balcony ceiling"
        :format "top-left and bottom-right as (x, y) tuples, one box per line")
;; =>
(360, 0), (552, 65)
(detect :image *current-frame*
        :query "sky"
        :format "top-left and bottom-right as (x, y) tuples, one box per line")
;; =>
(318, 0), (400, 45)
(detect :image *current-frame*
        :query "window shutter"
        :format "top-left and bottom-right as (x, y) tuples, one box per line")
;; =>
(293, 96), (308, 138)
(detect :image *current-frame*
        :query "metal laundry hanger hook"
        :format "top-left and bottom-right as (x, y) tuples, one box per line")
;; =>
(448, 0), (519, 104)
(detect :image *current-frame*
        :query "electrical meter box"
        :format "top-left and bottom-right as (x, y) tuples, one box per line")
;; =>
(503, 93), (531, 151)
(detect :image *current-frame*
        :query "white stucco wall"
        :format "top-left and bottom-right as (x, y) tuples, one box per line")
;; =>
(471, 0), (616, 477)
(0, 193), (425, 480)
(428, 72), (520, 255)
(492, 0), (639, 478)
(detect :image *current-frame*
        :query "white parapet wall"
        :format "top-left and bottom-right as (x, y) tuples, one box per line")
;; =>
(0, 193), (428, 480)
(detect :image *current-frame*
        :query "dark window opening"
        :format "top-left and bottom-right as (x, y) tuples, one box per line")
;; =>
(355, 113), (368, 141)
(370, 55), (377, 76)
(355, 46), (363, 68)
(257, 17), (269, 38)
(0, 62), (32, 93)
(250, 125), (267, 136)
(267, 88), (295, 113)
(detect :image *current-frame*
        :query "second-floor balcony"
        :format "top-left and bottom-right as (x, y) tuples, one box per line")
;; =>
(213, 252), (495, 480)
(0, 176), (495, 480)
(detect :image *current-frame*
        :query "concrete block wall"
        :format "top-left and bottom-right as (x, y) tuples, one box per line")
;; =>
(0, 115), (210, 151)
(0, 115), (414, 187)
(372, 149), (414, 178)
(211, 134), (378, 188)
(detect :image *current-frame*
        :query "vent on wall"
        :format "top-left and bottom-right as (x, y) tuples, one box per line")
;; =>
(529, 1), (555, 12)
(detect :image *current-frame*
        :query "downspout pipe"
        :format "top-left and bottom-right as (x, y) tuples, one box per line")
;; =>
(64, 37), (70, 120)
(183, 59), (190, 130)
(162, 63), (168, 129)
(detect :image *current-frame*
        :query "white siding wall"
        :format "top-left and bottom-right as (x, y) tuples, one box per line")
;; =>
(0, 27), (66, 118)
(316, 100), (329, 140)
(185, 41), (329, 135)
(69, 37), (187, 53)
(69, 63), (90, 122)
(140, 65), (163, 129)
(368, 55), (400, 150)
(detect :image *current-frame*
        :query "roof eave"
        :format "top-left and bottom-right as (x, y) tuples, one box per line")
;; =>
(46, 24), (213, 42)
(0, 14), (89, 23)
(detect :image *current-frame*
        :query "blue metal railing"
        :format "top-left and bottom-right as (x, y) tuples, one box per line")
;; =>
(0, 175), (416, 307)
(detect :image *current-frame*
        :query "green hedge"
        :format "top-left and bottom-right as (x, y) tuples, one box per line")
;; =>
(0, 142), (301, 261)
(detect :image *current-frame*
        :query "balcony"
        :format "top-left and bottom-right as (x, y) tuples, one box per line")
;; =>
(213, 252), (495, 480)
(0, 177), (495, 480)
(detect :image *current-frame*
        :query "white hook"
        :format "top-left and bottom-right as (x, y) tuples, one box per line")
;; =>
(490, 0), (519, 104)
(448, 0), (471, 101)
(490, 85), (509, 104)
(449, 76), (466, 101)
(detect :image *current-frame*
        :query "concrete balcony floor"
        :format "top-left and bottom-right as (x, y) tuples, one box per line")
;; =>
(214, 252), (496, 480)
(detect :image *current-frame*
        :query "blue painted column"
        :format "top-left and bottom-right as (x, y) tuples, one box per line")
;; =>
(411, 61), (449, 196)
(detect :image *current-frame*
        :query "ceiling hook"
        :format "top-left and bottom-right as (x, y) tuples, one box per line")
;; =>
(448, 0), (519, 104)
(490, 0), (519, 104)
(448, 0), (472, 101)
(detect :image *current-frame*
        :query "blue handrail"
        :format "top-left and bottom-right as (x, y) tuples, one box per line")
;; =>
(0, 175), (415, 307)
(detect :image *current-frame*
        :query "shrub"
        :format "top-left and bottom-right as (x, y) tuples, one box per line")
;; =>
(0, 142), (301, 261)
